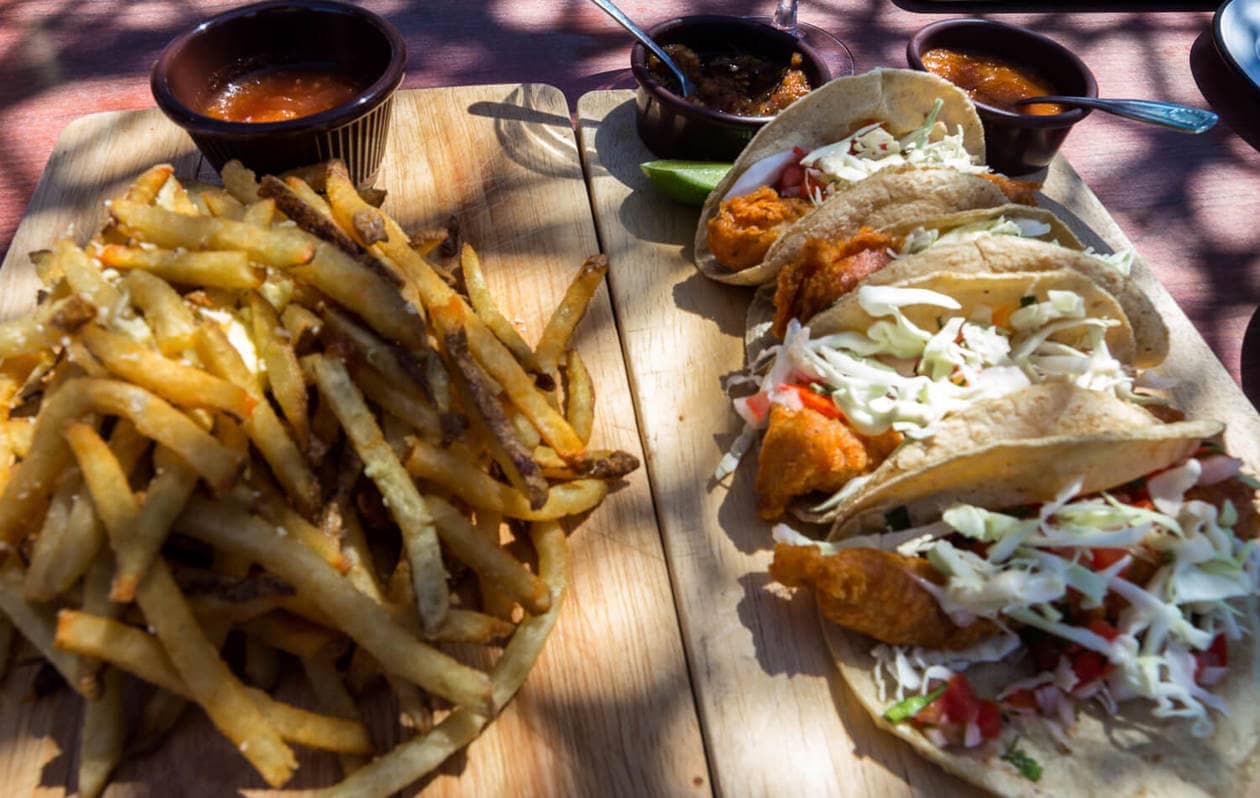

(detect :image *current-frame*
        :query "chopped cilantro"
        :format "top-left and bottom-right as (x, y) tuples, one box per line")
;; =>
(1019, 295), (1037, 307)
(883, 684), (945, 724)
(1001, 740), (1042, 782)
(884, 505), (912, 532)
(808, 382), (828, 395)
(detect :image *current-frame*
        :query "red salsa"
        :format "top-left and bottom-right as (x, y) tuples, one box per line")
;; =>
(921, 48), (1066, 116)
(201, 64), (365, 123)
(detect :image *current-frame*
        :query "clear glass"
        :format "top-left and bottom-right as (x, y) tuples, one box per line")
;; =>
(749, 1), (856, 81)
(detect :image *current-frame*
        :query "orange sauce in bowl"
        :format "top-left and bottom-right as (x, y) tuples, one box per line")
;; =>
(921, 48), (1066, 115)
(202, 64), (365, 123)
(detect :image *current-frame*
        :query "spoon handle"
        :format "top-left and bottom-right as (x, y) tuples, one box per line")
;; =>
(1024, 96), (1218, 134)
(589, 0), (693, 97)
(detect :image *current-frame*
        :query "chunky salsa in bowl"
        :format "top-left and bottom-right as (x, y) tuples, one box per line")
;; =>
(631, 15), (833, 161)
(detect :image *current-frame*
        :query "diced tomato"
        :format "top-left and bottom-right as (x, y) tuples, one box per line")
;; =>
(914, 694), (945, 726)
(976, 700), (1002, 740)
(1194, 633), (1228, 682)
(777, 163), (804, 193)
(739, 392), (770, 423)
(941, 674), (980, 723)
(1071, 651), (1111, 687)
(1087, 548), (1130, 575)
(1003, 689), (1038, 712)
(779, 383), (844, 420)
(1086, 619), (1120, 642)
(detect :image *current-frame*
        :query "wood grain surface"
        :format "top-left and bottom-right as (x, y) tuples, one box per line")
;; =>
(0, 84), (709, 797)
(576, 88), (1260, 796)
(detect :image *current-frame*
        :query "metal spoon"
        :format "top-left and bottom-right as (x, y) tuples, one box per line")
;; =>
(1015, 96), (1218, 134)
(589, 0), (695, 98)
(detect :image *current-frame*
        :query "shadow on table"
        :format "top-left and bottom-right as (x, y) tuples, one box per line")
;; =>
(893, 0), (1218, 12)
(1241, 306), (1260, 407)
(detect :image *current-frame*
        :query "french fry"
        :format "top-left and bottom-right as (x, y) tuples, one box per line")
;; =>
(136, 561), (297, 786)
(259, 175), (373, 265)
(25, 480), (104, 601)
(109, 446), (198, 602)
(302, 655), (370, 774)
(55, 240), (125, 318)
(82, 324), (256, 418)
(460, 244), (545, 375)
(432, 298), (585, 459)
(154, 172), (199, 215)
(78, 667), (125, 798)
(282, 302), (323, 348)
(122, 270), (198, 355)
(0, 295), (95, 358)
(0, 560), (91, 696)
(200, 187), (246, 220)
(315, 520), (566, 798)
(221, 159), (261, 204)
(243, 198), (276, 227)
(406, 438), (607, 521)
(174, 497), (493, 714)
(563, 348), (596, 445)
(241, 611), (347, 660)
(319, 305), (433, 399)
(347, 359), (442, 443)
(99, 245), (262, 290)
(535, 255), (608, 377)
(239, 466), (348, 573)
(445, 327), (549, 509)
(196, 325), (321, 515)
(110, 200), (315, 267)
(532, 445), (640, 480)
(310, 354), (449, 633)
(250, 292), (309, 451)
(474, 510), (515, 620)
(54, 610), (374, 756)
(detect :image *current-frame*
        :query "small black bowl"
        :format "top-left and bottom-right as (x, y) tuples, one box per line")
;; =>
(630, 15), (832, 161)
(152, 0), (405, 186)
(907, 18), (1097, 176)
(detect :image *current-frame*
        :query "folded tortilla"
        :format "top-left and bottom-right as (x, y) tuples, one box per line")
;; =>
(694, 68), (989, 286)
(821, 415), (1260, 798)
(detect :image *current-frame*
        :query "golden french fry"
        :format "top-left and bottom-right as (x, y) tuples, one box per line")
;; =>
(0, 559), (92, 696)
(109, 447), (197, 602)
(315, 520), (566, 798)
(78, 666), (125, 798)
(250, 292), (310, 451)
(243, 198), (276, 227)
(242, 611), (347, 660)
(0, 295), (95, 358)
(99, 244), (262, 290)
(310, 354), (449, 633)
(473, 510), (515, 620)
(136, 561), (297, 786)
(347, 359), (442, 443)
(122, 270), (198, 355)
(281, 302), (323, 347)
(175, 497), (492, 714)
(154, 172), (199, 215)
(25, 479), (104, 601)
(405, 438), (607, 520)
(532, 445), (640, 480)
(83, 324), (256, 418)
(111, 200), (315, 267)
(237, 466), (348, 573)
(200, 187), (246, 220)
(196, 325), (321, 515)
(563, 348), (596, 445)
(221, 159), (261, 204)
(535, 255), (608, 377)
(54, 610), (374, 756)
(432, 298), (585, 459)
(290, 242), (425, 350)
(55, 240), (125, 318)
(460, 244), (544, 375)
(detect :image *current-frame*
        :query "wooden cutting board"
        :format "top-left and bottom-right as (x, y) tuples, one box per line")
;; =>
(0, 85), (709, 797)
(576, 89), (1260, 796)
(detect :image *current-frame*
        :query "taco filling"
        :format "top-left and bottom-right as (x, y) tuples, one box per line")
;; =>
(723, 282), (1145, 519)
(706, 100), (1035, 271)
(770, 449), (1260, 759)
(771, 215), (1058, 338)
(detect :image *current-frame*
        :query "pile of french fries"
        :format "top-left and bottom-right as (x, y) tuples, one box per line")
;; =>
(0, 158), (636, 795)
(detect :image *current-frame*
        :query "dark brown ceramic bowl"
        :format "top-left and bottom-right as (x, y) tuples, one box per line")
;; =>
(152, 0), (405, 186)
(630, 16), (832, 161)
(907, 19), (1097, 176)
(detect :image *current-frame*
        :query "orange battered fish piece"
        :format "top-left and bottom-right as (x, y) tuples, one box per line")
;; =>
(771, 228), (899, 337)
(755, 404), (901, 520)
(770, 544), (1000, 649)
(979, 173), (1040, 206)
(706, 186), (813, 271)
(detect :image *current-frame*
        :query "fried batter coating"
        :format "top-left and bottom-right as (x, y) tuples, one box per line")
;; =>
(771, 228), (898, 337)
(979, 173), (1040, 206)
(706, 186), (812, 271)
(755, 404), (901, 520)
(770, 544), (1000, 649)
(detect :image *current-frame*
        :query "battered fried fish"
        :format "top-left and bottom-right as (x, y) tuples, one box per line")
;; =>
(706, 186), (812, 271)
(770, 544), (1000, 649)
(771, 228), (898, 337)
(755, 404), (901, 520)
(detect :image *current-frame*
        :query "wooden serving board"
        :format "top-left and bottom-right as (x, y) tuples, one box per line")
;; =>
(0, 85), (709, 797)
(576, 89), (1260, 796)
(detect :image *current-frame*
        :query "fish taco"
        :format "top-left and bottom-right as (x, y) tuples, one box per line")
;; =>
(769, 422), (1260, 797)
(695, 68), (1039, 285)
(724, 268), (1168, 522)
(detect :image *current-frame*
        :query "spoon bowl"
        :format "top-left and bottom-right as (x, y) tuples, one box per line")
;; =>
(1015, 96), (1218, 134)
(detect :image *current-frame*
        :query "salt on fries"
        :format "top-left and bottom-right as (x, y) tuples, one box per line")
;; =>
(0, 159), (637, 795)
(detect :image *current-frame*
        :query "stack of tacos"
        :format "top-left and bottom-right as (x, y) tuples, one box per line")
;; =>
(708, 67), (1260, 795)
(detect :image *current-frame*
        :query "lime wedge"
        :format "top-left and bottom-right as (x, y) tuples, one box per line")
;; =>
(640, 160), (732, 206)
